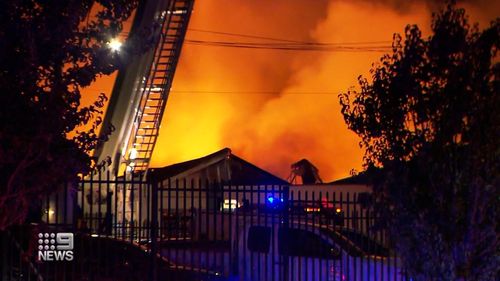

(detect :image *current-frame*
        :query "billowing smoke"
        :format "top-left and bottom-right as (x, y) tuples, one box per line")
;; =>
(349, 0), (498, 15)
(80, 0), (498, 181)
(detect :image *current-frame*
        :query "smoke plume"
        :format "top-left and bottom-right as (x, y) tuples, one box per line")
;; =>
(81, 0), (498, 181)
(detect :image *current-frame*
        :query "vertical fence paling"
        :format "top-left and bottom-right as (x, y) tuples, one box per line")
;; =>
(149, 171), (159, 281)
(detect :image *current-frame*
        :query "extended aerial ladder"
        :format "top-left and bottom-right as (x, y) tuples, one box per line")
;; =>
(95, 0), (194, 176)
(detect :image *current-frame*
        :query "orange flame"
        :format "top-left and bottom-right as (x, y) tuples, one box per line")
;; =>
(81, 0), (497, 181)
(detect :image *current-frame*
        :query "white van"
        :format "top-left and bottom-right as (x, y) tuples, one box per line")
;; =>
(229, 215), (405, 281)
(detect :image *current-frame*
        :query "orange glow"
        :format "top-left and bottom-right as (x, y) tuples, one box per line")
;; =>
(151, 0), (432, 181)
(81, 0), (498, 181)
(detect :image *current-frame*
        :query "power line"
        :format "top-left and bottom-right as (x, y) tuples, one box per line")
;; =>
(188, 28), (309, 44)
(184, 39), (391, 52)
(122, 28), (393, 52)
(188, 28), (392, 46)
(123, 28), (307, 43)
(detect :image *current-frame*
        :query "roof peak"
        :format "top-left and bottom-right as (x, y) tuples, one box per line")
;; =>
(149, 147), (287, 185)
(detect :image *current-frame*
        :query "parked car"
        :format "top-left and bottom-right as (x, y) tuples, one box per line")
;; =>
(229, 216), (404, 281)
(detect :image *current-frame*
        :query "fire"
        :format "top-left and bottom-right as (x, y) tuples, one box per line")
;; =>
(150, 0), (431, 181)
(80, 0), (497, 181)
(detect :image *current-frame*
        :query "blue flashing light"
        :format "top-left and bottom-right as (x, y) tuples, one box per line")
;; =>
(280, 198), (284, 202)
(267, 196), (275, 204)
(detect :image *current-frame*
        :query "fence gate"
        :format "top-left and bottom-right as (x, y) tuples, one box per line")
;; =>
(154, 178), (291, 281)
(1, 170), (407, 281)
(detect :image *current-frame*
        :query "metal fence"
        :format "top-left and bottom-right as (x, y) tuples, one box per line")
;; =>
(1, 170), (408, 281)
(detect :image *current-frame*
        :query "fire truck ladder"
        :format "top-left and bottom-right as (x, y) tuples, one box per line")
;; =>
(124, 0), (194, 173)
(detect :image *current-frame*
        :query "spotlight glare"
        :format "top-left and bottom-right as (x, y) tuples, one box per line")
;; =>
(108, 38), (122, 52)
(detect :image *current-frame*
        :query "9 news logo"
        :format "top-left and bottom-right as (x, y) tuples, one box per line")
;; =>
(37, 232), (74, 261)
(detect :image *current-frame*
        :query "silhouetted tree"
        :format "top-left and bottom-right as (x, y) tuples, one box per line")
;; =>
(340, 3), (499, 280)
(0, 1), (148, 229)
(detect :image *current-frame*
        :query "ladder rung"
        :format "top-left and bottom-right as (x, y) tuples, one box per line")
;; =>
(165, 35), (180, 39)
(137, 128), (156, 135)
(153, 70), (170, 74)
(138, 124), (157, 128)
(155, 66), (171, 71)
(138, 125), (157, 128)
(139, 120), (155, 124)
(131, 158), (151, 161)
(155, 65), (171, 70)
(167, 29), (182, 35)
(167, 22), (183, 27)
(146, 99), (163, 103)
(141, 112), (160, 116)
(157, 62), (174, 66)
(144, 99), (161, 103)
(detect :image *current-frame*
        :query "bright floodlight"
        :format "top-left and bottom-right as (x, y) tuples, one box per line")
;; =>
(108, 38), (122, 52)
(129, 148), (138, 160)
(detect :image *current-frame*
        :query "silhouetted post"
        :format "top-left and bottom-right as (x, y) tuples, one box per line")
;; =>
(282, 185), (290, 281)
(149, 170), (158, 281)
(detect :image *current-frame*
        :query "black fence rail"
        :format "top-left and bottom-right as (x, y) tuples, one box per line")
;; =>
(1, 170), (409, 281)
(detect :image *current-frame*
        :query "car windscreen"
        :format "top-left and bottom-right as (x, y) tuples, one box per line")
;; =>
(339, 228), (390, 257)
(278, 227), (340, 259)
(320, 227), (390, 257)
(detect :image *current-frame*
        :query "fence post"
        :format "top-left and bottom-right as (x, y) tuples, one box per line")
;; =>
(282, 185), (290, 281)
(149, 170), (158, 281)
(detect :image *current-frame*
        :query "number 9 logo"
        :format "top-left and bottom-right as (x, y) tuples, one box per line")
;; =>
(56, 233), (74, 250)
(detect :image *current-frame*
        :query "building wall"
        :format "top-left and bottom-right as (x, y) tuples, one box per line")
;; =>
(290, 184), (374, 232)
